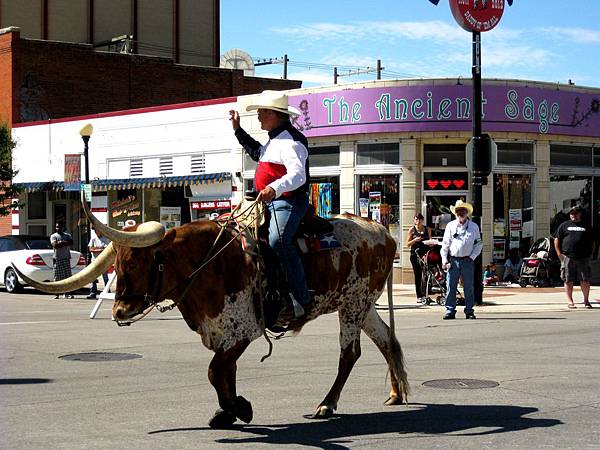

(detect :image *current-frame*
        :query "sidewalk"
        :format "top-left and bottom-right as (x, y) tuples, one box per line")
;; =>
(377, 283), (600, 314)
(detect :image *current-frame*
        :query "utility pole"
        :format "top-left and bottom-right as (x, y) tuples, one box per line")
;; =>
(334, 61), (384, 84)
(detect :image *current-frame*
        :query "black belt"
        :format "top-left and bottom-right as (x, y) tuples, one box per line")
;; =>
(450, 255), (471, 260)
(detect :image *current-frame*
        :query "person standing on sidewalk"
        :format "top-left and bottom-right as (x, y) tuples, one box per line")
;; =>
(50, 222), (74, 299)
(406, 212), (432, 303)
(440, 200), (483, 320)
(553, 205), (595, 309)
(86, 227), (110, 299)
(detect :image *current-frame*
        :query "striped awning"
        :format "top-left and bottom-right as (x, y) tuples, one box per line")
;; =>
(13, 181), (66, 193)
(91, 173), (231, 192)
(14, 172), (231, 193)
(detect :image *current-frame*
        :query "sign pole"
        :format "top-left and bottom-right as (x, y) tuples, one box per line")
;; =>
(471, 30), (484, 306)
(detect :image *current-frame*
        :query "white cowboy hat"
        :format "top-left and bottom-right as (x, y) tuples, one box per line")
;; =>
(245, 90), (300, 116)
(450, 199), (473, 216)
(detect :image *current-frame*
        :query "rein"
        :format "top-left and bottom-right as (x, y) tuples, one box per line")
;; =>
(113, 200), (273, 353)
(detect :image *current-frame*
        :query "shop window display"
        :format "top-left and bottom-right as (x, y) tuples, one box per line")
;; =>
(108, 189), (142, 229)
(358, 175), (400, 242)
(492, 174), (533, 261)
(549, 175), (592, 234)
(309, 176), (339, 218)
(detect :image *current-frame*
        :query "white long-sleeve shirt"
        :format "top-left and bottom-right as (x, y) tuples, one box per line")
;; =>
(440, 218), (483, 265)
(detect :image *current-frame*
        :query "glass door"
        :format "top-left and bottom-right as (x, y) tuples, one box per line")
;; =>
(424, 193), (467, 239)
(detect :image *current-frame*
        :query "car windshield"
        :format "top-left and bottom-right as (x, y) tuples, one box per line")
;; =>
(23, 238), (52, 250)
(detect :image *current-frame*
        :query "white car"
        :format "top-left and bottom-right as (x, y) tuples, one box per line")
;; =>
(0, 235), (85, 293)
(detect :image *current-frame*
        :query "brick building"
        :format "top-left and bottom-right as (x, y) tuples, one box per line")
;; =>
(0, 0), (219, 66)
(0, 27), (301, 234)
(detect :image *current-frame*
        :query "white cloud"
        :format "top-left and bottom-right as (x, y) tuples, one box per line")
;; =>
(539, 26), (600, 44)
(270, 20), (465, 43)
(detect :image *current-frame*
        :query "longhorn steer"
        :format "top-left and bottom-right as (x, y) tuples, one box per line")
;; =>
(17, 209), (408, 428)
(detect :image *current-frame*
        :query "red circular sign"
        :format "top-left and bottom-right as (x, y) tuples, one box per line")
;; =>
(449, 0), (505, 32)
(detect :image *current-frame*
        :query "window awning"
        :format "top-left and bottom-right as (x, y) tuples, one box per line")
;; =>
(14, 173), (232, 193)
(91, 173), (231, 192)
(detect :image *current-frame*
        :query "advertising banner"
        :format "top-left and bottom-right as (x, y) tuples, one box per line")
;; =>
(64, 154), (81, 191)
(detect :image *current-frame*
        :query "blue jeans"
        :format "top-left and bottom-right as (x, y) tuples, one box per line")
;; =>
(268, 195), (310, 306)
(90, 272), (109, 295)
(445, 257), (475, 315)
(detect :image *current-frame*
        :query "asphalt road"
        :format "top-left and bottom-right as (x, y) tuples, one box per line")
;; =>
(1, 288), (599, 449)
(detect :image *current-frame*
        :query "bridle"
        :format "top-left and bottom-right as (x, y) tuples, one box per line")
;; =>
(113, 200), (265, 327)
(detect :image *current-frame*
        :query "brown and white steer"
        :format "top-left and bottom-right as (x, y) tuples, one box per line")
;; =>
(17, 211), (408, 428)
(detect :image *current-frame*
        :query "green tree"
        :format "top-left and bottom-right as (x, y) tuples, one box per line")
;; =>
(0, 122), (21, 216)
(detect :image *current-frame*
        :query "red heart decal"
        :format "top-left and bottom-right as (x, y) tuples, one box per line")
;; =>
(440, 180), (452, 189)
(426, 180), (439, 189)
(453, 179), (465, 189)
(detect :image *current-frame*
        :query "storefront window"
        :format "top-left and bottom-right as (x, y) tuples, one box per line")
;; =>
(492, 174), (533, 261)
(497, 142), (533, 165)
(309, 176), (339, 218)
(108, 189), (142, 229)
(357, 143), (399, 165)
(358, 175), (400, 241)
(310, 145), (339, 167)
(549, 175), (592, 234)
(550, 144), (593, 166)
(27, 191), (46, 220)
(593, 177), (600, 259)
(424, 144), (466, 167)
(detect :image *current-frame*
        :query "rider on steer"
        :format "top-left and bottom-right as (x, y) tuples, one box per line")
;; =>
(229, 90), (311, 320)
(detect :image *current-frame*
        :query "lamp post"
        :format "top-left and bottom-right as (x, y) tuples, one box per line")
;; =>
(79, 123), (93, 262)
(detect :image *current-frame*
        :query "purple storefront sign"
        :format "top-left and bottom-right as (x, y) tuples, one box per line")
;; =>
(288, 84), (600, 138)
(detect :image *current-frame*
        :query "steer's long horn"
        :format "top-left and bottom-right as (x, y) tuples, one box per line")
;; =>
(80, 193), (165, 247)
(11, 243), (117, 294)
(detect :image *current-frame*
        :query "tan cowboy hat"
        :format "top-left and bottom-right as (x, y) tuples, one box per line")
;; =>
(450, 199), (473, 216)
(245, 90), (300, 116)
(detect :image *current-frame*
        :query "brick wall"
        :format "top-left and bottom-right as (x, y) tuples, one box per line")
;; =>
(9, 30), (301, 124)
(0, 29), (15, 125)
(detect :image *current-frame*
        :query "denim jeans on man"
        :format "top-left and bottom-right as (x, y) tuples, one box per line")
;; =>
(90, 272), (110, 295)
(268, 194), (310, 306)
(445, 257), (475, 315)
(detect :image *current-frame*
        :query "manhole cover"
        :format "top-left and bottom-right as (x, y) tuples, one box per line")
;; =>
(423, 378), (499, 389)
(59, 352), (142, 362)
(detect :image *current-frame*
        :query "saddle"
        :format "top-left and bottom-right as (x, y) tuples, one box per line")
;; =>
(223, 194), (340, 331)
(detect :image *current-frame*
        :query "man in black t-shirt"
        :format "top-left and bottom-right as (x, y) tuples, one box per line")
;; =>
(553, 206), (595, 309)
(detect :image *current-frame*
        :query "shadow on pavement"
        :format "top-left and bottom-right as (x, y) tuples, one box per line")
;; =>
(0, 377), (52, 385)
(150, 403), (561, 449)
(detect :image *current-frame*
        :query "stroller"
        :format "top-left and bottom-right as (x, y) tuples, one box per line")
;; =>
(519, 237), (560, 287)
(417, 243), (464, 306)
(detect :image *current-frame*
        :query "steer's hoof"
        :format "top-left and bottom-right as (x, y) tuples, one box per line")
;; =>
(208, 408), (237, 429)
(311, 405), (334, 419)
(384, 395), (404, 406)
(234, 395), (253, 423)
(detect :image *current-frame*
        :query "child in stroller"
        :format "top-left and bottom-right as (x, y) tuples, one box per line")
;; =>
(417, 241), (464, 306)
(519, 237), (561, 287)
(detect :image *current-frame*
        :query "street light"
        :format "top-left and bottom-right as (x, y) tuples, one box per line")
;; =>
(79, 123), (93, 262)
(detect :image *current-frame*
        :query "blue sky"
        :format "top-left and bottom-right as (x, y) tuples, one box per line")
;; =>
(221, 0), (600, 88)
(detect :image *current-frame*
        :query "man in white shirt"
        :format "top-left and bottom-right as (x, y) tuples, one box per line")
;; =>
(440, 200), (483, 320)
(86, 227), (111, 299)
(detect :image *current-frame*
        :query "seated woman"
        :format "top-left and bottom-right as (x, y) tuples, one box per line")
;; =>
(483, 263), (500, 286)
(503, 249), (522, 283)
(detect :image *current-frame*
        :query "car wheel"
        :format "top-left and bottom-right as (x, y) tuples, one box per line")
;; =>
(4, 267), (22, 293)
